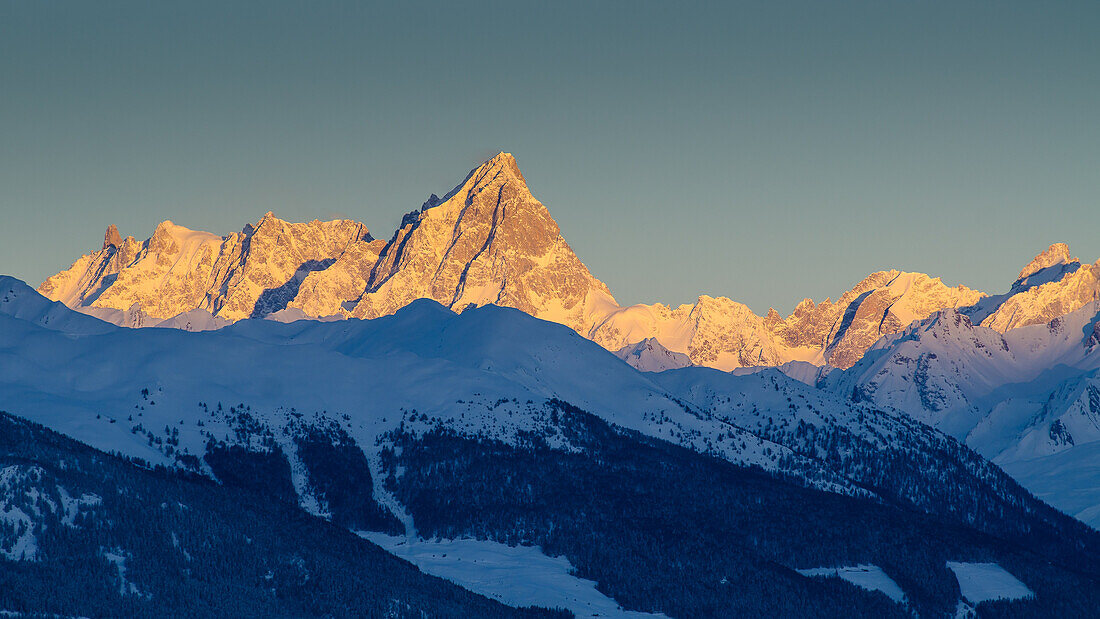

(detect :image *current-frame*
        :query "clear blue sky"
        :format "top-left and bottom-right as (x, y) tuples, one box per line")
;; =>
(2, 1), (1097, 314)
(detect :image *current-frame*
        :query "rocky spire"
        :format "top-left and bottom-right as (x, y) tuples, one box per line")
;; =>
(349, 151), (615, 333)
(102, 225), (122, 250)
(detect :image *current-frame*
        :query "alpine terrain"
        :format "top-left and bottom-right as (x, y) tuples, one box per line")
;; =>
(39, 153), (989, 371)
(3, 153), (1099, 617)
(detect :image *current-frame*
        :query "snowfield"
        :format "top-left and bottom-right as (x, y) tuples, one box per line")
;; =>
(796, 565), (906, 603)
(362, 533), (666, 618)
(946, 562), (1033, 603)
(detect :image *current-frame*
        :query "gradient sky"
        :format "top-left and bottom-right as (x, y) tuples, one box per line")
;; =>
(2, 1), (1098, 314)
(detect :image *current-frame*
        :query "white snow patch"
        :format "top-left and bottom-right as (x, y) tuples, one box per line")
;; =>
(797, 565), (906, 603)
(362, 533), (665, 618)
(946, 562), (1033, 603)
(0, 505), (37, 561)
(954, 599), (978, 618)
(0, 465), (46, 561)
(102, 548), (145, 597)
(282, 440), (327, 518)
(154, 308), (231, 332)
(56, 486), (101, 527)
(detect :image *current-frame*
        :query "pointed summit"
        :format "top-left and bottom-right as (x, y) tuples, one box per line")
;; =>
(1018, 243), (1076, 282)
(483, 151), (525, 183)
(102, 225), (122, 250)
(147, 220), (178, 253)
(349, 151), (615, 333)
(462, 151), (529, 196)
(972, 243), (1097, 333)
(414, 152), (528, 217)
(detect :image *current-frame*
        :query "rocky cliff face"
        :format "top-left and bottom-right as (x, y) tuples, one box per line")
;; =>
(36, 152), (1097, 373)
(39, 214), (375, 321)
(287, 236), (387, 318)
(38, 153), (617, 334)
(774, 270), (984, 369)
(348, 152), (618, 334)
(1017, 242), (1075, 283)
(38, 231), (143, 308)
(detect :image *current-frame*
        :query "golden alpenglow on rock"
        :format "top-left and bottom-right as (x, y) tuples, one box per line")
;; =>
(37, 153), (1100, 373)
(348, 152), (619, 334)
(40, 215), (376, 322)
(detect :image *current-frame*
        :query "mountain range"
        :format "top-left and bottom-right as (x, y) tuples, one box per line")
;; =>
(46, 152), (1100, 373)
(4, 152), (1100, 616)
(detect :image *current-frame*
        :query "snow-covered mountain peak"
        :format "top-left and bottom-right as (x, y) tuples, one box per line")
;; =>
(146, 219), (222, 253)
(860, 307), (1012, 368)
(973, 247), (1099, 333)
(436, 152), (530, 217)
(614, 337), (693, 372)
(769, 269), (985, 369)
(415, 152), (528, 218)
(1017, 242), (1076, 282)
(35, 153), (617, 337)
(924, 307), (976, 333)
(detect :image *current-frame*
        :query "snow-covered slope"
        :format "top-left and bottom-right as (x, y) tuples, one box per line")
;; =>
(649, 365), (1060, 534)
(4, 279), (862, 500)
(0, 410), (550, 617)
(6, 276), (1100, 615)
(825, 300), (1100, 526)
(363, 533), (664, 618)
(3, 279), (1082, 536)
(0, 276), (115, 335)
(154, 308), (232, 332)
(613, 338), (692, 372)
